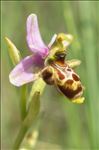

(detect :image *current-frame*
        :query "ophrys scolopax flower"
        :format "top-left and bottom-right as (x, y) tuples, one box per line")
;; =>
(9, 14), (84, 103)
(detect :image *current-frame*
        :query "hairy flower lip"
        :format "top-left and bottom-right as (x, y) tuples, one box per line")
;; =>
(9, 13), (56, 87)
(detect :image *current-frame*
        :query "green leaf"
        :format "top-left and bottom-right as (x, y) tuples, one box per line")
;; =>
(26, 91), (40, 126)
(28, 78), (46, 105)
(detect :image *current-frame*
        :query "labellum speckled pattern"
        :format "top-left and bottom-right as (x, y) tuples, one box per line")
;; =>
(41, 62), (84, 101)
(41, 33), (84, 103)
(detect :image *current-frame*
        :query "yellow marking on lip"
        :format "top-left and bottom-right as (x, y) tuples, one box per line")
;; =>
(72, 97), (85, 104)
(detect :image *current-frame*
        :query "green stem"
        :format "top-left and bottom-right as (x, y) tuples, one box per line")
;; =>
(13, 122), (28, 149)
(20, 85), (27, 120)
(13, 92), (40, 149)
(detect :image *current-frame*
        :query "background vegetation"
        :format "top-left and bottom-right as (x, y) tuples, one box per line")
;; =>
(1, 1), (99, 149)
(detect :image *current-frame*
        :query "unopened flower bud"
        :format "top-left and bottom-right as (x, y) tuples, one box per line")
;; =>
(5, 37), (21, 65)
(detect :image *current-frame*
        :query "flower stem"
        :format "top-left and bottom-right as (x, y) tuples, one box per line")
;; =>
(13, 122), (28, 149)
(20, 85), (27, 120)
(13, 79), (46, 149)
(13, 92), (40, 149)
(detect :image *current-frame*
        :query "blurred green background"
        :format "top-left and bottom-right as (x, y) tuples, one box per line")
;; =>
(1, 1), (99, 149)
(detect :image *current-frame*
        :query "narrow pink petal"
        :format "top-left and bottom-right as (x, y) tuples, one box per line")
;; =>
(9, 55), (42, 87)
(26, 14), (49, 57)
(48, 34), (57, 48)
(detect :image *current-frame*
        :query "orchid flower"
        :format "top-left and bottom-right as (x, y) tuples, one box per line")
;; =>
(9, 14), (56, 87)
